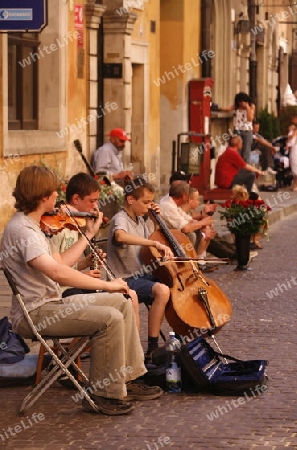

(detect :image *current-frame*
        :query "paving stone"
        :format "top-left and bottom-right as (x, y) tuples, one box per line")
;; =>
(1, 192), (297, 449)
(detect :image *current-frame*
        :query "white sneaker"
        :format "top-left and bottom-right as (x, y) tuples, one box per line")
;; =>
(249, 251), (258, 262)
(266, 167), (277, 175)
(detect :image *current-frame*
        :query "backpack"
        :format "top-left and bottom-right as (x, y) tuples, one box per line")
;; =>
(142, 347), (172, 389)
(179, 336), (268, 396)
(0, 317), (29, 364)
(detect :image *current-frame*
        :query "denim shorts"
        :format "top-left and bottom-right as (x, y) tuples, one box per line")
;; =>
(125, 273), (160, 305)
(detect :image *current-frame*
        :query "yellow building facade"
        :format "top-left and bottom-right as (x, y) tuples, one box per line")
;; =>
(0, 0), (161, 232)
(0, 0), (295, 233)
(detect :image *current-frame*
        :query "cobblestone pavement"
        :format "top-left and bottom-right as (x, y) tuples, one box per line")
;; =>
(1, 205), (297, 449)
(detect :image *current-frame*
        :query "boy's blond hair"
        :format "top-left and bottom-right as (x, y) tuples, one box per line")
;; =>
(232, 184), (249, 201)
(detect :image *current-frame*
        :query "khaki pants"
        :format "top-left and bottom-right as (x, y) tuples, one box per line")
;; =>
(17, 292), (146, 399)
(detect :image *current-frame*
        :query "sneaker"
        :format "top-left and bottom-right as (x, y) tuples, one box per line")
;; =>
(125, 381), (163, 401)
(82, 395), (135, 415)
(249, 251), (258, 262)
(57, 374), (83, 390)
(235, 265), (252, 271)
(198, 263), (219, 273)
(47, 361), (82, 390)
(266, 167), (277, 175)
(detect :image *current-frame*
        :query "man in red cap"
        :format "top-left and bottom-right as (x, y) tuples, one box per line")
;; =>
(92, 128), (134, 184)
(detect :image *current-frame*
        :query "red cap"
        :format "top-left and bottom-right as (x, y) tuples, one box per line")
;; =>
(109, 128), (131, 141)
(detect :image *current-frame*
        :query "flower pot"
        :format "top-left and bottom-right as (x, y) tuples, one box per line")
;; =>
(234, 233), (251, 270)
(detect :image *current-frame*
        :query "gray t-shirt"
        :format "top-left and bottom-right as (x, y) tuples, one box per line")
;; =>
(107, 210), (151, 279)
(1, 212), (61, 330)
(92, 142), (124, 175)
(48, 228), (79, 292)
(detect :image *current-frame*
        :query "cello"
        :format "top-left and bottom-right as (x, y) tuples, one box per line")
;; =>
(140, 209), (232, 338)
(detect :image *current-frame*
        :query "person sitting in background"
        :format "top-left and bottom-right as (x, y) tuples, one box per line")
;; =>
(159, 182), (217, 272)
(92, 128), (134, 185)
(180, 187), (218, 267)
(180, 187), (218, 220)
(215, 135), (264, 193)
(251, 121), (276, 173)
(159, 171), (192, 204)
(169, 171), (192, 185)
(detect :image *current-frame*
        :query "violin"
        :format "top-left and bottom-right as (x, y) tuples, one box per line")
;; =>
(140, 209), (232, 338)
(40, 210), (108, 236)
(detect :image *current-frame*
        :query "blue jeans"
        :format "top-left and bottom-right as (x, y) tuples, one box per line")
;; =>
(239, 130), (253, 163)
(125, 273), (160, 305)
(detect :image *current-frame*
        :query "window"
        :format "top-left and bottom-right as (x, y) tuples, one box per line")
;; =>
(8, 33), (39, 130)
(4, 0), (67, 156)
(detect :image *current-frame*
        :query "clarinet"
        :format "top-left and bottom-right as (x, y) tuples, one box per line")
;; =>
(62, 204), (131, 301)
(90, 239), (102, 271)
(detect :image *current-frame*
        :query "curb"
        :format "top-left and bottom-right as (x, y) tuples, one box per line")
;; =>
(214, 190), (297, 240)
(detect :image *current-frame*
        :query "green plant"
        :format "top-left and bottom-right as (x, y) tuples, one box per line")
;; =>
(96, 176), (124, 209)
(47, 168), (124, 209)
(257, 108), (280, 141)
(279, 105), (297, 135)
(220, 199), (271, 237)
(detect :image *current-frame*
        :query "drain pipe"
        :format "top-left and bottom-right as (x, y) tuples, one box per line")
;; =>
(248, 0), (257, 103)
(201, 0), (212, 78)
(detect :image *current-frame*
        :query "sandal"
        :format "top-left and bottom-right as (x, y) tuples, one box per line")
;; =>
(254, 241), (263, 249)
(250, 242), (263, 250)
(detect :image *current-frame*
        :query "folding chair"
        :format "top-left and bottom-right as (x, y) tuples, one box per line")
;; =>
(2, 268), (100, 414)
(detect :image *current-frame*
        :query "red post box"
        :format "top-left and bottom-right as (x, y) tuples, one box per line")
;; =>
(188, 78), (213, 194)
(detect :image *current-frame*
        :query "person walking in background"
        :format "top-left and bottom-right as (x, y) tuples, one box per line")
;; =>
(286, 124), (297, 191)
(92, 128), (134, 185)
(222, 92), (255, 163)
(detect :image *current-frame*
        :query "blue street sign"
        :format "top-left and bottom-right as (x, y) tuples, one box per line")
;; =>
(0, 0), (47, 32)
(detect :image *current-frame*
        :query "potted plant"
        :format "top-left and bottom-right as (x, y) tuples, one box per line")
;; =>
(220, 198), (270, 270)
